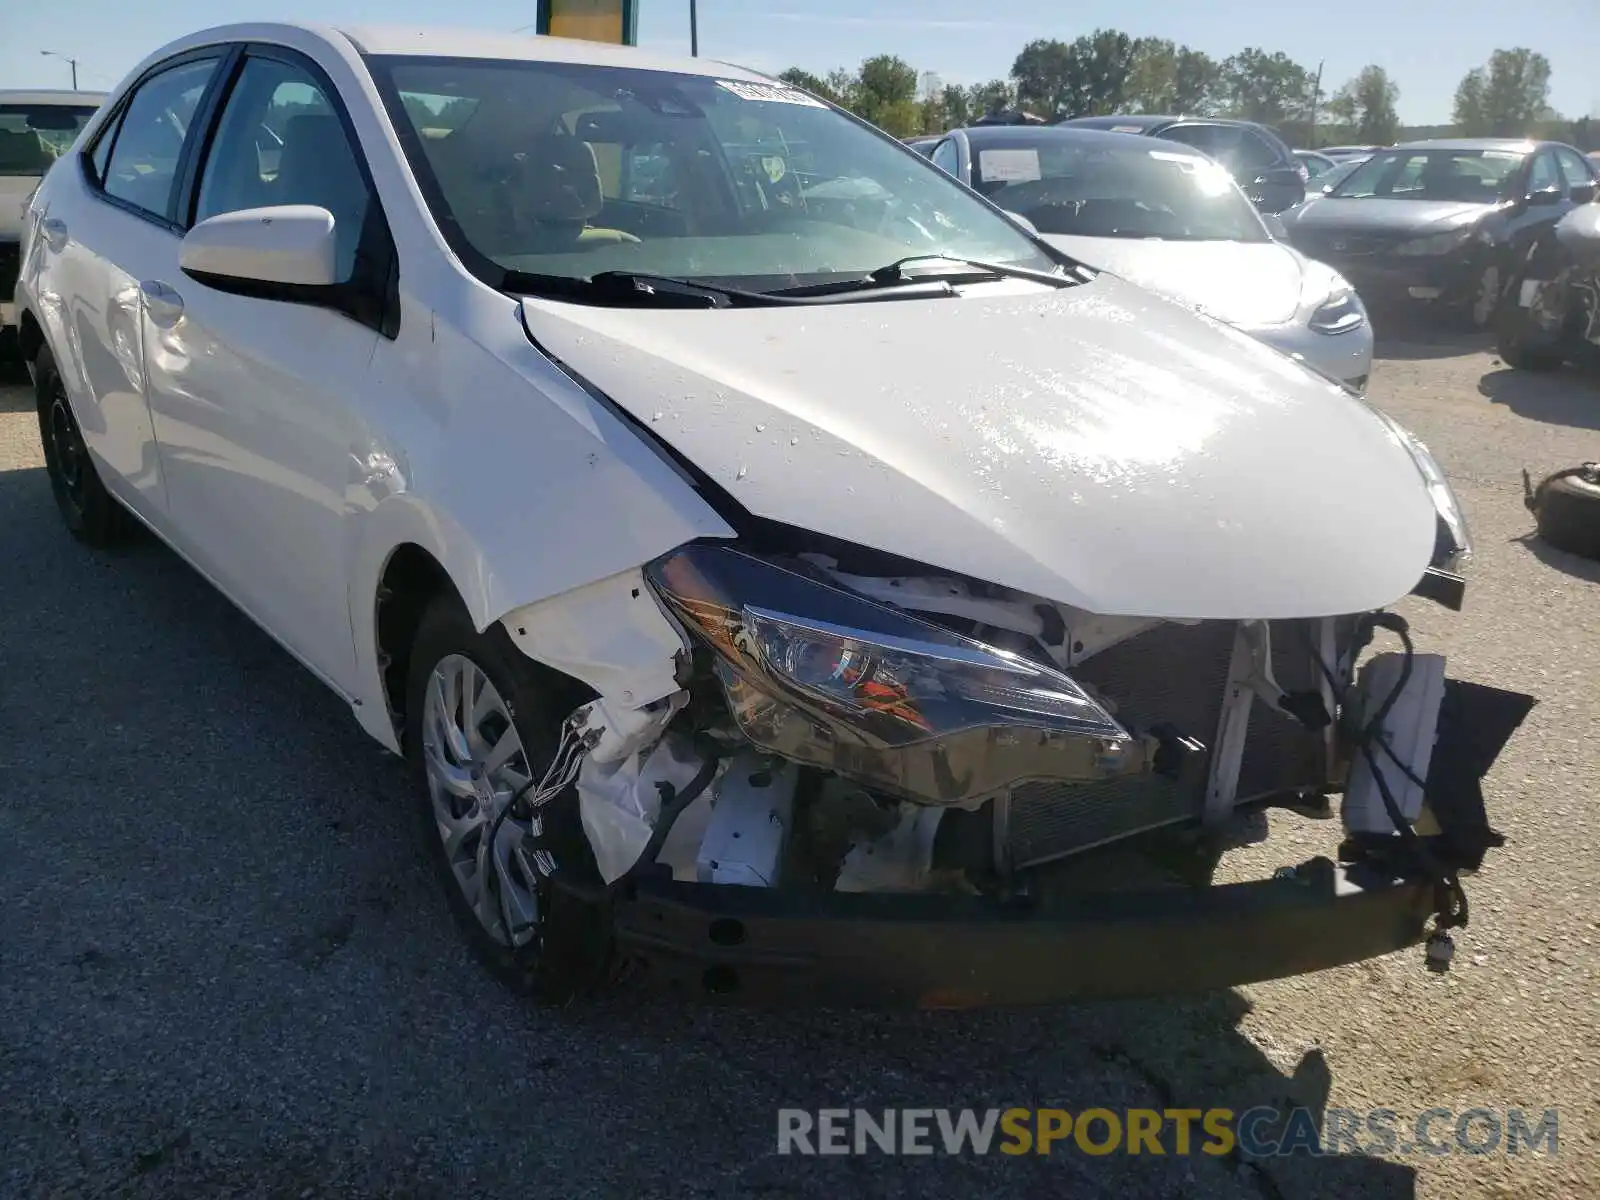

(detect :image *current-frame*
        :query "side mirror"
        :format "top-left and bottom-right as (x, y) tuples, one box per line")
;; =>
(180, 205), (340, 290)
(1570, 183), (1597, 206)
(1525, 186), (1564, 208)
(1261, 212), (1289, 240)
(1002, 209), (1039, 237)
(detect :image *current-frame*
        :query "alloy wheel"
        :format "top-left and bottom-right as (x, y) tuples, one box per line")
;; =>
(420, 653), (543, 948)
(46, 384), (88, 510)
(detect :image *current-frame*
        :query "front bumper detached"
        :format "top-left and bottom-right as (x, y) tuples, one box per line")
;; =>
(609, 857), (1437, 1007)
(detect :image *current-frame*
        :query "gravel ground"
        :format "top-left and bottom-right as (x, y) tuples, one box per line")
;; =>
(1, 325), (1596, 1200)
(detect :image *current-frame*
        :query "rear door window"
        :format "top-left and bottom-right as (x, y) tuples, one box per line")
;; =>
(1156, 124), (1241, 166)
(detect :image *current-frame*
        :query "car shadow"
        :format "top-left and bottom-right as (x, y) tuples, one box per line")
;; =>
(1369, 307), (1491, 361)
(1479, 366), (1600, 430)
(0, 460), (1422, 1198)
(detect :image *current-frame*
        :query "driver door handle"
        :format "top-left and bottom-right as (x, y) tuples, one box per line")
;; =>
(139, 279), (185, 327)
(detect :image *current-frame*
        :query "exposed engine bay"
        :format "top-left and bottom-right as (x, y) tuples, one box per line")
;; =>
(501, 535), (1473, 941)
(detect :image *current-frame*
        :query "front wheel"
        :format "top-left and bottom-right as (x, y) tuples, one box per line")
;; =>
(34, 343), (128, 546)
(1495, 276), (1570, 372)
(404, 595), (609, 1001)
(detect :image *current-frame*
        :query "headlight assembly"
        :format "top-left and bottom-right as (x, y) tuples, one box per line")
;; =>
(1369, 409), (1473, 574)
(1396, 228), (1473, 257)
(1308, 288), (1366, 335)
(645, 544), (1141, 805)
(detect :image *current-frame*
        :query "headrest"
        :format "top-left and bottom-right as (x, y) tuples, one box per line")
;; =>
(517, 134), (603, 223)
(0, 129), (53, 173)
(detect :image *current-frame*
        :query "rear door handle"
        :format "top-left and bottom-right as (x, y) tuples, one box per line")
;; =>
(40, 217), (68, 251)
(139, 279), (185, 326)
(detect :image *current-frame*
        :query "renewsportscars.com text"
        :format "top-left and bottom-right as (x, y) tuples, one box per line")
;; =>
(777, 1106), (1560, 1159)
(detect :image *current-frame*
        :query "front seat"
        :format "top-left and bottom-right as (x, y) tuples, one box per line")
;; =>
(0, 129), (54, 176)
(273, 114), (370, 279)
(509, 133), (639, 252)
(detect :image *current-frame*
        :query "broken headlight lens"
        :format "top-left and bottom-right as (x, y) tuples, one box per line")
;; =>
(645, 544), (1131, 804)
(1369, 409), (1473, 573)
(649, 544), (1123, 745)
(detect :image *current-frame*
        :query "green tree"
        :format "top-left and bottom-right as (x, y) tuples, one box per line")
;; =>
(1012, 29), (1137, 119)
(1478, 48), (1552, 136)
(1173, 48), (1223, 115)
(941, 83), (971, 129)
(1330, 65), (1400, 144)
(1066, 29), (1139, 116)
(777, 67), (842, 106)
(846, 54), (919, 133)
(966, 79), (1015, 119)
(1453, 69), (1487, 135)
(1011, 38), (1076, 117)
(1126, 40), (1221, 114)
(1220, 47), (1311, 125)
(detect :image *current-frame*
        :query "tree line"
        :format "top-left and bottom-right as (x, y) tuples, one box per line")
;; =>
(778, 37), (1592, 151)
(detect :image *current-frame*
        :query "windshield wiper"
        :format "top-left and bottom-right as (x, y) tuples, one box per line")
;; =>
(506, 268), (961, 308)
(871, 254), (1079, 287)
(769, 254), (1082, 298)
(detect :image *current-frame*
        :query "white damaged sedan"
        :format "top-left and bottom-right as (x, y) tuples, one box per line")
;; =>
(16, 24), (1492, 1006)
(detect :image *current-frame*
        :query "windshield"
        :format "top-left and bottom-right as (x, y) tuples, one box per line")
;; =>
(0, 104), (98, 176)
(369, 56), (1055, 292)
(1329, 148), (1525, 202)
(967, 137), (1268, 242)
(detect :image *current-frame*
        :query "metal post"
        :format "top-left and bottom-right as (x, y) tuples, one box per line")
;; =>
(1309, 60), (1324, 148)
(689, 0), (699, 56)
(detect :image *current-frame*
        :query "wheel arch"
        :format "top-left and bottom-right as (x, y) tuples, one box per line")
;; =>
(349, 493), (697, 753)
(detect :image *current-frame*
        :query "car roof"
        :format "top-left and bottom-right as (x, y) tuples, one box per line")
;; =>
(959, 124), (1205, 156)
(1390, 137), (1540, 152)
(335, 23), (768, 80)
(1059, 114), (1178, 131)
(0, 89), (108, 106)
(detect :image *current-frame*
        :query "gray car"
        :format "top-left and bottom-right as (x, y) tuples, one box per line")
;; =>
(926, 125), (1374, 390)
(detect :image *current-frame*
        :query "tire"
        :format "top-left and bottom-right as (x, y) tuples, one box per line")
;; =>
(404, 594), (610, 1001)
(1495, 274), (1571, 371)
(34, 343), (128, 547)
(1529, 467), (1600, 562)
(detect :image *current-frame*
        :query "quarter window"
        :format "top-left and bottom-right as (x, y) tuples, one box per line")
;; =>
(1157, 124), (1240, 165)
(1555, 147), (1596, 194)
(931, 138), (959, 176)
(1527, 151), (1560, 194)
(101, 57), (221, 220)
(194, 56), (372, 282)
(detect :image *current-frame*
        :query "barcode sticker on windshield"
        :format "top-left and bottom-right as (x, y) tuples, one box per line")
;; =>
(716, 80), (826, 107)
(978, 148), (1041, 183)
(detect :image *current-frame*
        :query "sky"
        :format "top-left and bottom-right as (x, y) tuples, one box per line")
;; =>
(5, 0), (1597, 126)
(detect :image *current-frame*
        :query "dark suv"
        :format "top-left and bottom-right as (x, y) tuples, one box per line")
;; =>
(1057, 115), (1306, 213)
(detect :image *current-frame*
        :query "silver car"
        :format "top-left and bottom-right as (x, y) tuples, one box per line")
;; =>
(927, 125), (1374, 391)
(2, 90), (106, 337)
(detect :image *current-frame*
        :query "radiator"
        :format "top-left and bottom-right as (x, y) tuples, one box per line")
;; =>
(1004, 619), (1333, 870)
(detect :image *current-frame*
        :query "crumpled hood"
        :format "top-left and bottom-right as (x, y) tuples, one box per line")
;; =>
(1041, 237), (1307, 326)
(520, 275), (1437, 620)
(1283, 195), (1495, 236)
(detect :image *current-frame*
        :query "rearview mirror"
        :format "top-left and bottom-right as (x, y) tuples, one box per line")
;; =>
(1525, 186), (1564, 208)
(180, 205), (340, 289)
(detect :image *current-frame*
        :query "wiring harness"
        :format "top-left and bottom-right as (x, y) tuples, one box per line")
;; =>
(1306, 612), (1472, 970)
